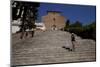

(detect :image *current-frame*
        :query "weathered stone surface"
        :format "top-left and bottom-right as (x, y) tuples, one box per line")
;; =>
(11, 30), (96, 66)
(42, 11), (66, 30)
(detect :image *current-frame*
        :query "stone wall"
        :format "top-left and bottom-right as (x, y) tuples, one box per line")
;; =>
(42, 11), (66, 30)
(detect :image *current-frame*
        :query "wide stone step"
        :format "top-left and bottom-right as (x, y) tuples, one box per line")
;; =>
(12, 30), (96, 66)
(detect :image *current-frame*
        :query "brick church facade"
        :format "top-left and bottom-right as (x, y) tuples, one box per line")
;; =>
(42, 11), (66, 30)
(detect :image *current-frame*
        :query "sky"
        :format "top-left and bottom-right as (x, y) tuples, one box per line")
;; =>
(37, 2), (96, 25)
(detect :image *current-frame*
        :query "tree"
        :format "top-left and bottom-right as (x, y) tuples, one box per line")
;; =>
(12, 1), (40, 20)
(82, 21), (96, 40)
(68, 21), (83, 35)
(12, 1), (40, 39)
(70, 21), (82, 27)
(64, 19), (70, 31)
(66, 19), (70, 27)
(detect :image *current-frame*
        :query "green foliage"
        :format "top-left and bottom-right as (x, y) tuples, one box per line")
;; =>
(64, 19), (70, 31)
(70, 21), (82, 27)
(64, 20), (96, 40)
(82, 22), (96, 40)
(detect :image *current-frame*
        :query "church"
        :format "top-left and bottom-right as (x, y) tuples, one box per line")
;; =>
(42, 11), (66, 30)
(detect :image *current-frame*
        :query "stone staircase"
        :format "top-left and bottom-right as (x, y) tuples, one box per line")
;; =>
(12, 30), (96, 66)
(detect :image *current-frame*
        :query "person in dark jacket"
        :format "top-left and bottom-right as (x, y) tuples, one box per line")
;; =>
(71, 33), (75, 51)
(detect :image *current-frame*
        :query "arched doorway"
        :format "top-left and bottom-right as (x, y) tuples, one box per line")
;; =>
(51, 25), (57, 30)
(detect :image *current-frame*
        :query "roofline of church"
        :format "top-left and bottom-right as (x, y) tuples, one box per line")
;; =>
(47, 11), (61, 13)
